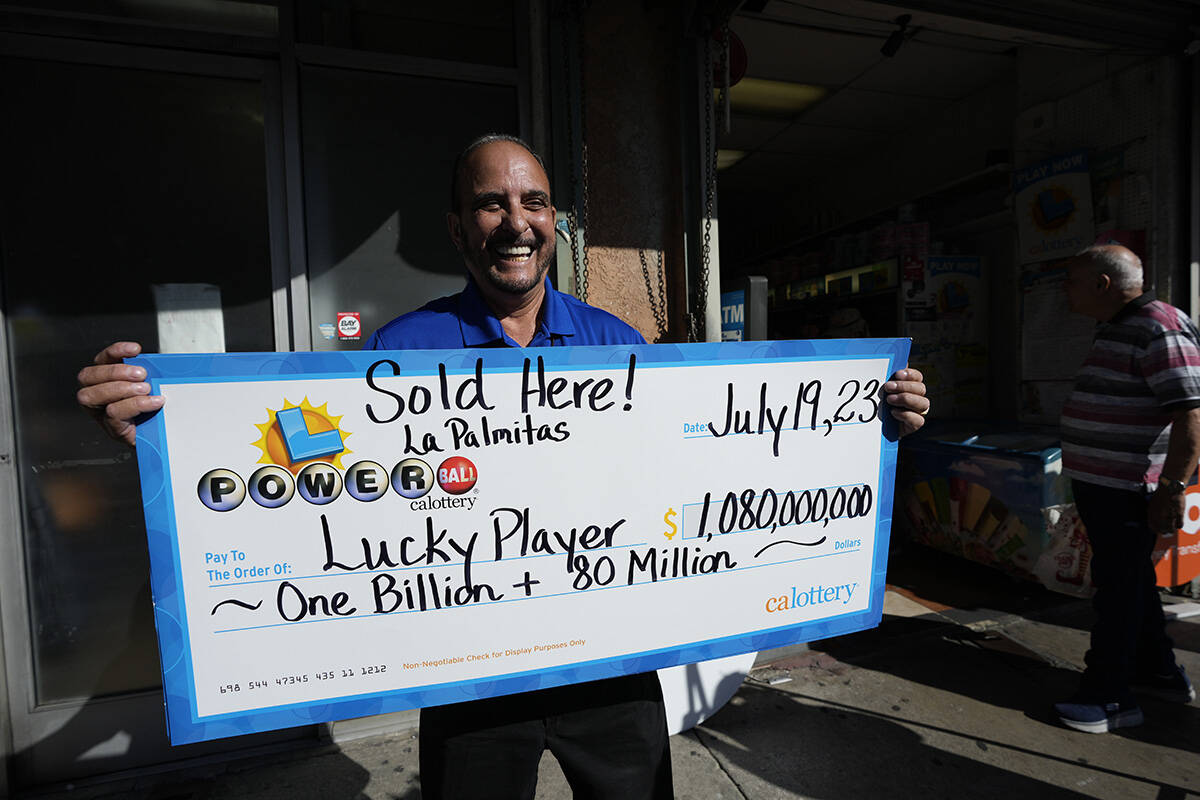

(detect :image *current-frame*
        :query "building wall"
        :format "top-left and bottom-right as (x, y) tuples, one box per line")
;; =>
(574, 4), (692, 344)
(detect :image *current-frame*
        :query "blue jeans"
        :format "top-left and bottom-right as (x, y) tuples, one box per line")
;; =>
(1072, 480), (1178, 702)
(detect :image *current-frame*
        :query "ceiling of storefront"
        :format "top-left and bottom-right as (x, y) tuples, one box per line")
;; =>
(717, 0), (1196, 191)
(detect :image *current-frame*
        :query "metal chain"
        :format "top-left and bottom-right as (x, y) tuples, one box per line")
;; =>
(575, 1), (590, 305)
(691, 26), (719, 343)
(639, 248), (668, 342)
(560, 5), (584, 302)
(721, 24), (731, 135)
(559, 1), (589, 304)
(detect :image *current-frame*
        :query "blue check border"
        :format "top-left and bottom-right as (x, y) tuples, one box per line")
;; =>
(131, 337), (910, 744)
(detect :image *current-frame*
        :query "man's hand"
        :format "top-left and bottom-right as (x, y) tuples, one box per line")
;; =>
(1147, 487), (1185, 534)
(1150, 407), (1200, 532)
(883, 368), (929, 437)
(76, 341), (164, 448)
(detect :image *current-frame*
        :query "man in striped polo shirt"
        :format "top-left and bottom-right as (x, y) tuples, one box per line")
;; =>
(1055, 244), (1200, 733)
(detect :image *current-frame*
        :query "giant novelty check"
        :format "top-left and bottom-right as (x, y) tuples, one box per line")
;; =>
(133, 338), (909, 743)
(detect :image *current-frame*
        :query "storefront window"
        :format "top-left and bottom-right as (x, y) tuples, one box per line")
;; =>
(0, 57), (274, 703)
(300, 65), (519, 349)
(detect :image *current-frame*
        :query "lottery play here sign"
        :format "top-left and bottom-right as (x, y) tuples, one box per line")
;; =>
(132, 338), (909, 744)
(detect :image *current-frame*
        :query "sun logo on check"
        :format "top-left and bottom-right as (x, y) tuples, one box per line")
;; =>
(251, 397), (352, 474)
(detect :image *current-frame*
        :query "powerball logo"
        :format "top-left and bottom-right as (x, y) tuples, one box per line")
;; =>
(196, 398), (478, 512)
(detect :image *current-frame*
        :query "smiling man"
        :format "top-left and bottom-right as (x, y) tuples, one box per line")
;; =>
(357, 137), (672, 800)
(365, 135), (927, 798)
(76, 133), (930, 799)
(363, 136), (644, 354)
(450, 138), (555, 294)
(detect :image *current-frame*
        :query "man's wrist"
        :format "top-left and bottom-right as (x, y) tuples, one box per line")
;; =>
(1157, 476), (1188, 495)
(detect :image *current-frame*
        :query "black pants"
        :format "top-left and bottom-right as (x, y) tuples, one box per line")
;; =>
(418, 671), (673, 800)
(1073, 480), (1178, 702)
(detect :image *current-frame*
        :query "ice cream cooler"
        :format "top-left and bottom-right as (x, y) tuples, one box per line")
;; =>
(895, 422), (1092, 595)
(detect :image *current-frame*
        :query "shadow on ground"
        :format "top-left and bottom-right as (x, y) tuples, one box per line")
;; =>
(808, 595), (1200, 761)
(697, 682), (1097, 800)
(885, 541), (1091, 623)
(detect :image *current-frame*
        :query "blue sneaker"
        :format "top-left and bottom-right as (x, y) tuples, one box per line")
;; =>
(1132, 665), (1195, 703)
(1055, 700), (1143, 734)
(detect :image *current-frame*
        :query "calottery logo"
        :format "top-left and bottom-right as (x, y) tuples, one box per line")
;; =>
(764, 581), (859, 613)
(196, 400), (479, 512)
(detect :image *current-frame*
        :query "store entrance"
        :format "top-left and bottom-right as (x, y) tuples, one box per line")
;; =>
(711, 1), (1191, 605)
(0, 45), (308, 786)
(715, 1), (1189, 423)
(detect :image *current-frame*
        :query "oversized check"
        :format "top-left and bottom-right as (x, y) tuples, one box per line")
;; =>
(132, 338), (909, 744)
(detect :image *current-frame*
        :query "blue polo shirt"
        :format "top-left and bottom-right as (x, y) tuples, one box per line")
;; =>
(361, 276), (666, 747)
(364, 276), (646, 350)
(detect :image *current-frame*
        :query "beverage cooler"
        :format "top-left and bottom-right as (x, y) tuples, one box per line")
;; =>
(895, 422), (1094, 596)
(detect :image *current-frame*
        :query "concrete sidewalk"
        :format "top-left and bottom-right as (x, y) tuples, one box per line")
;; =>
(20, 546), (1200, 799)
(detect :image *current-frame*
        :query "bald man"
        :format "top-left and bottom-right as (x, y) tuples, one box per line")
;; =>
(78, 134), (932, 796)
(1055, 245), (1200, 733)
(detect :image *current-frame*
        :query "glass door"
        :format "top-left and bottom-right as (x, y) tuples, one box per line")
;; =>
(300, 64), (520, 350)
(0, 40), (311, 786)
